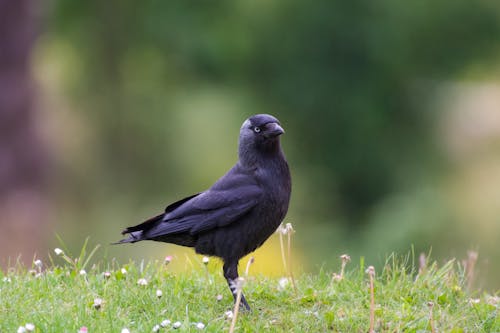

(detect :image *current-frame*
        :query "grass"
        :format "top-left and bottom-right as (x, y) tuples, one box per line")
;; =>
(1, 245), (498, 332)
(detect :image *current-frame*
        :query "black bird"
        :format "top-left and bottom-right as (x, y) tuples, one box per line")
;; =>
(116, 114), (291, 311)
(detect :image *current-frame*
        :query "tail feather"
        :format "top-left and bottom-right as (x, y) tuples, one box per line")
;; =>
(113, 213), (165, 245)
(112, 231), (144, 245)
(121, 213), (165, 234)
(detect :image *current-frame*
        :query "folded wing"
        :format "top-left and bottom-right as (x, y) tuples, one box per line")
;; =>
(143, 185), (262, 239)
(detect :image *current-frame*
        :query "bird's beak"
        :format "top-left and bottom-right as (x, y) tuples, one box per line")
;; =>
(265, 122), (285, 138)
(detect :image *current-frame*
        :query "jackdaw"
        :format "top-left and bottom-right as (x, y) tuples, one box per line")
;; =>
(116, 114), (291, 311)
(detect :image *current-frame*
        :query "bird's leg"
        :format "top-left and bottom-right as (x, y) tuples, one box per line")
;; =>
(223, 261), (251, 311)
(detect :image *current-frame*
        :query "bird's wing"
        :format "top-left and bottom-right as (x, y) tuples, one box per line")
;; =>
(121, 193), (201, 234)
(143, 184), (262, 238)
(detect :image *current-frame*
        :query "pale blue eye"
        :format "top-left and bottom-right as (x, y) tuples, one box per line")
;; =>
(253, 126), (261, 133)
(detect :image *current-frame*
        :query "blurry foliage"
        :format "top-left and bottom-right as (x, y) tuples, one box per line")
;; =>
(36, 0), (500, 287)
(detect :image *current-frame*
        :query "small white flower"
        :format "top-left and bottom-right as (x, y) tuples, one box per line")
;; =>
(202, 256), (209, 265)
(216, 294), (223, 301)
(121, 268), (127, 275)
(304, 310), (319, 318)
(152, 324), (160, 332)
(121, 328), (130, 333)
(276, 224), (287, 235)
(54, 248), (64, 256)
(224, 310), (234, 319)
(469, 298), (481, 305)
(156, 289), (163, 298)
(137, 278), (148, 286)
(195, 322), (205, 330)
(486, 295), (499, 306)
(25, 323), (35, 331)
(17, 326), (26, 333)
(160, 319), (171, 327)
(173, 321), (182, 329)
(103, 271), (111, 279)
(278, 277), (289, 291)
(93, 297), (103, 309)
(3, 277), (11, 283)
(34, 259), (43, 268)
(79, 269), (87, 276)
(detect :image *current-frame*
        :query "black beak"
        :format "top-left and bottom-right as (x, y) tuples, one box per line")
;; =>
(265, 122), (285, 138)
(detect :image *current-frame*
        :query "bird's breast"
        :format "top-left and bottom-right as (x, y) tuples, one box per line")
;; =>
(256, 160), (291, 218)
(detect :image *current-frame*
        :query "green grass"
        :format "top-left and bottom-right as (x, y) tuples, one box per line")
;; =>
(1, 247), (498, 332)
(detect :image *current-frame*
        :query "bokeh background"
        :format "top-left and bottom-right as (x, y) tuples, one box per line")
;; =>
(1, 0), (499, 289)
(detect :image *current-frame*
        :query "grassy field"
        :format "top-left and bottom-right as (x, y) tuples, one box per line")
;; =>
(1, 244), (498, 332)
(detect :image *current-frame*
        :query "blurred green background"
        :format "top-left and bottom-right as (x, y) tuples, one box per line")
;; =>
(1, 0), (499, 289)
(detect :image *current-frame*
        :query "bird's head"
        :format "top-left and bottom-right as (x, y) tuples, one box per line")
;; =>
(238, 114), (285, 164)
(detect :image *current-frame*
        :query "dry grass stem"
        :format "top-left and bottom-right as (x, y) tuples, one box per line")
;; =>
(229, 277), (245, 333)
(331, 254), (351, 285)
(278, 225), (287, 273)
(418, 252), (427, 276)
(428, 301), (436, 333)
(465, 250), (478, 290)
(244, 256), (254, 276)
(366, 265), (376, 333)
(340, 254), (351, 280)
(286, 223), (297, 295)
(229, 257), (254, 333)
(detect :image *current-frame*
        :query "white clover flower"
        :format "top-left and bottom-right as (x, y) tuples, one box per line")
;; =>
(164, 256), (172, 265)
(469, 298), (481, 305)
(25, 323), (35, 331)
(137, 278), (148, 286)
(54, 248), (64, 256)
(160, 319), (171, 327)
(195, 322), (205, 330)
(103, 271), (111, 279)
(156, 289), (163, 298)
(79, 269), (87, 276)
(216, 294), (223, 301)
(17, 326), (26, 333)
(34, 259), (42, 268)
(202, 256), (209, 265)
(224, 310), (234, 319)
(173, 321), (182, 329)
(93, 298), (103, 309)
(278, 277), (289, 291)
(3, 277), (11, 283)
(152, 324), (160, 332)
(121, 268), (127, 275)
(121, 328), (130, 333)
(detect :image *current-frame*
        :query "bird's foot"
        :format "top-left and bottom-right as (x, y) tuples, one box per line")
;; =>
(238, 299), (251, 312)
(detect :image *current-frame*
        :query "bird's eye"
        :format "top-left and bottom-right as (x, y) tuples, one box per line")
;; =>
(253, 126), (261, 133)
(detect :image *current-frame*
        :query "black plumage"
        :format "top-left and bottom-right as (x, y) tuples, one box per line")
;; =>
(116, 114), (291, 310)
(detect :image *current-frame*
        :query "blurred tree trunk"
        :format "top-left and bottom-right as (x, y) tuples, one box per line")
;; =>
(0, 0), (49, 265)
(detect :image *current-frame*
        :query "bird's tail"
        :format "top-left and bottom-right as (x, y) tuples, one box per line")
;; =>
(112, 231), (143, 245)
(112, 213), (165, 245)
